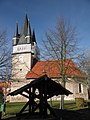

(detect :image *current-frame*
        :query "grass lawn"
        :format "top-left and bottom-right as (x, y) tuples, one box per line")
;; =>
(2, 100), (90, 119)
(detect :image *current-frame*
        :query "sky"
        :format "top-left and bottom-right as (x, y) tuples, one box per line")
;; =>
(0, 0), (90, 50)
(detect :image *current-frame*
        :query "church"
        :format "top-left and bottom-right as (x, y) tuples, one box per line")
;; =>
(10, 15), (88, 102)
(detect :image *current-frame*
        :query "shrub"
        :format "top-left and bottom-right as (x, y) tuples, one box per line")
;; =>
(75, 98), (84, 108)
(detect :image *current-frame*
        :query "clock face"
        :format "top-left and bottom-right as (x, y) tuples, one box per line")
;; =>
(13, 44), (32, 53)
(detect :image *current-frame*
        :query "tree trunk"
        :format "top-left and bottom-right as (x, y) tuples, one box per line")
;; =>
(60, 79), (65, 109)
(60, 95), (64, 109)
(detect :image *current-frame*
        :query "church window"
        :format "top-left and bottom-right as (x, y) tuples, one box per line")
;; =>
(78, 83), (83, 93)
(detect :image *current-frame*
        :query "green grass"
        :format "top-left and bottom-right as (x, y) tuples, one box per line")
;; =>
(50, 100), (83, 110)
(51, 100), (77, 110)
(52, 100), (90, 110)
(2, 102), (29, 118)
(6, 102), (27, 115)
(2, 100), (90, 119)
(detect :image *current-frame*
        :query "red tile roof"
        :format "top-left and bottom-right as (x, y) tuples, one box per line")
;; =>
(26, 59), (87, 79)
(0, 81), (11, 88)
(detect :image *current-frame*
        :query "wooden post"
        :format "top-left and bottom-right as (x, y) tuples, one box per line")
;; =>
(32, 87), (35, 114)
(43, 76), (47, 117)
(39, 76), (48, 118)
(29, 87), (31, 113)
(39, 85), (43, 117)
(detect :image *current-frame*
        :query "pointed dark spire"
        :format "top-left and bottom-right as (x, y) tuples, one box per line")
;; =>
(14, 22), (19, 37)
(27, 20), (31, 36)
(13, 22), (19, 45)
(32, 30), (36, 43)
(25, 14), (28, 20)
(20, 14), (28, 36)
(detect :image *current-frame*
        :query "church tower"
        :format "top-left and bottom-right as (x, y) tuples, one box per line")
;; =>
(12, 15), (39, 82)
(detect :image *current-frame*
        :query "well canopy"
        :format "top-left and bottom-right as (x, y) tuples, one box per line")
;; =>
(8, 75), (72, 118)
(9, 74), (72, 98)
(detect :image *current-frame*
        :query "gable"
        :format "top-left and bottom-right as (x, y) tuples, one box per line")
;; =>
(18, 34), (26, 44)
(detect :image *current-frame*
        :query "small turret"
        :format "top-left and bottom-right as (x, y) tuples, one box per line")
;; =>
(13, 22), (19, 45)
(32, 30), (36, 43)
(14, 22), (19, 37)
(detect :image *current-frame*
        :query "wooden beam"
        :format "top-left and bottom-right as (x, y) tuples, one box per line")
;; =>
(20, 93), (29, 98)
(47, 103), (57, 117)
(18, 101), (29, 115)
(29, 87), (31, 113)
(32, 102), (40, 112)
(25, 89), (29, 94)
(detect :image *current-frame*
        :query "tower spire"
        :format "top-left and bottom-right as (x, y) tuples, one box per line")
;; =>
(27, 19), (31, 36)
(32, 29), (36, 43)
(14, 22), (19, 37)
(13, 22), (19, 45)
(20, 14), (28, 36)
(25, 19), (32, 44)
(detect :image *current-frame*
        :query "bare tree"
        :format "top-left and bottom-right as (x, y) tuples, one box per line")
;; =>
(0, 31), (11, 81)
(42, 17), (79, 109)
(78, 49), (90, 85)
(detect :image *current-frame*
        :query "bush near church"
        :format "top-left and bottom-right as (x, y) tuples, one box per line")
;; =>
(75, 98), (84, 108)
